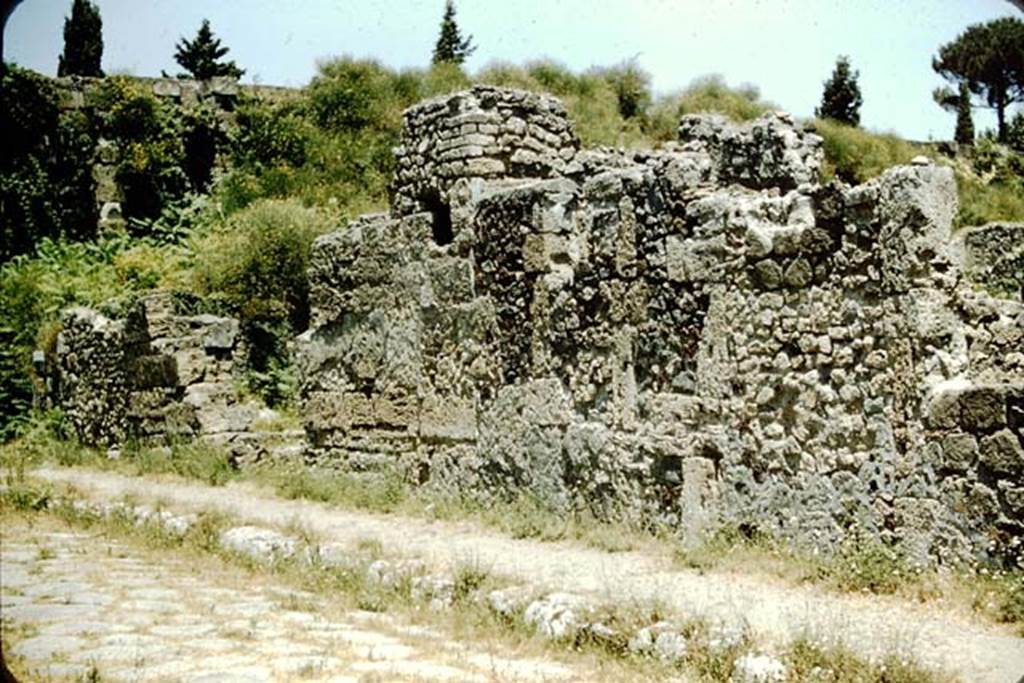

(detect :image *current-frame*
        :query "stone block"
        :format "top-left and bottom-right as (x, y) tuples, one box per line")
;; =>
(979, 428), (1024, 475)
(201, 318), (239, 350)
(419, 395), (477, 441)
(128, 354), (178, 390)
(941, 433), (977, 472)
(959, 387), (1006, 432)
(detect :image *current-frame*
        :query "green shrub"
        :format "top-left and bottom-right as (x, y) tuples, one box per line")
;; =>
(824, 532), (909, 594)
(231, 96), (312, 169)
(193, 199), (334, 404)
(644, 75), (774, 142)
(814, 117), (935, 184)
(194, 198), (333, 328)
(307, 57), (407, 133)
(590, 60), (652, 120)
(417, 62), (472, 98)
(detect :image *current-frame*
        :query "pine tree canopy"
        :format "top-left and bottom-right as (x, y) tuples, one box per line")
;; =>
(57, 0), (104, 77)
(816, 55), (862, 126)
(933, 17), (1024, 142)
(174, 19), (245, 81)
(432, 0), (476, 65)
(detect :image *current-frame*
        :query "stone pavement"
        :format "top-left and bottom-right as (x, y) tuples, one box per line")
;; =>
(0, 516), (583, 682)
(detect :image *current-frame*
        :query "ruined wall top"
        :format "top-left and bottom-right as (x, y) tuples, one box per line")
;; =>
(390, 86), (827, 219)
(391, 85), (581, 215)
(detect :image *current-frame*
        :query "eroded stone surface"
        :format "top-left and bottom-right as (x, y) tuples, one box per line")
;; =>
(296, 87), (1024, 565)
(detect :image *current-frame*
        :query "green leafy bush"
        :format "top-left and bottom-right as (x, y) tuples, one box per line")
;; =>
(307, 57), (407, 132)
(1, 66), (98, 261)
(231, 96), (312, 169)
(193, 199), (334, 403)
(194, 198), (333, 328)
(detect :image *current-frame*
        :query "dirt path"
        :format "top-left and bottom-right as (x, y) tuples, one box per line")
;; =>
(32, 466), (1024, 683)
(1, 515), (601, 682)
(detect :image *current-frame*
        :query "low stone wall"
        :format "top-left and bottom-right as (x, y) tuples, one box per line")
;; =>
(297, 86), (1024, 566)
(54, 292), (293, 462)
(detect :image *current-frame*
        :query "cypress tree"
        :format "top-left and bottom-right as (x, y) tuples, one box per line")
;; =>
(174, 19), (245, 81)
(57, 0), (103, 77)
(432, 0), (475, 65)
(954, 82), (974, 146)
(816, 55), (863, 126)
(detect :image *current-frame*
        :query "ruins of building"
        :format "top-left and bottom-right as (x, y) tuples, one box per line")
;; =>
(56, 293), (301, 463)
(296, 86), (1023, 564)
(55, 85), (1024, 565)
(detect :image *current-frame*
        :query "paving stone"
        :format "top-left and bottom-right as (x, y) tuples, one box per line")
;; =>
(2, 602), (98, 622)
(119, 598), (186, 613)
(38, 620), (132, 636)
(188, 670), (273, 683)
(272, 655), (343, 675)
(24, 663), (94, 680)
(1, 515), (600, 683)
(127, 587), (182, 601)
(11, 634), (86, 660)
(350, 659), (487, 681)
(149, 623), (219, 638)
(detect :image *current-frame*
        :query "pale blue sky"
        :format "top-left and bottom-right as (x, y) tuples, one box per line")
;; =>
(7, 0), (1021, 140)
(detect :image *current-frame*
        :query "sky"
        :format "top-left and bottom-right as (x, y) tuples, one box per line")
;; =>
(6, 0), (1022, 140)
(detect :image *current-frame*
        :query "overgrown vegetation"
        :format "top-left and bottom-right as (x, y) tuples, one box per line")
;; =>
(787, 638), (956, 683)
(1, 65), (98, 261)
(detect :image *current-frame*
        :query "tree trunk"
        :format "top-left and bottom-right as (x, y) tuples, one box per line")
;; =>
(996, 92), (1008, 142)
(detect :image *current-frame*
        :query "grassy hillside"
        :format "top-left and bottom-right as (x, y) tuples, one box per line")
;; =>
(2, 57), (1022, 438)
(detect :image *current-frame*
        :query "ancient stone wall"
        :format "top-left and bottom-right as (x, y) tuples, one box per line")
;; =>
(959, 222), (1024, 301)
(55, 292), (285, 462)
(297, 85), (1024, 565)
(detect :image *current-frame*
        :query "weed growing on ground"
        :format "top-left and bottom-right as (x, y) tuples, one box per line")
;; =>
(122, 439), (236, 486)
(823, 533), (909, 595)
(786, 637), (958, 683)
